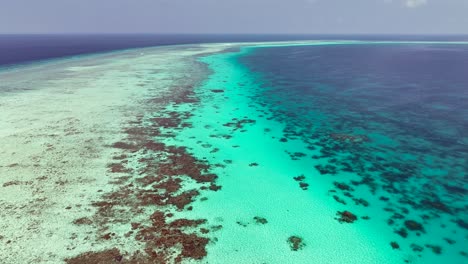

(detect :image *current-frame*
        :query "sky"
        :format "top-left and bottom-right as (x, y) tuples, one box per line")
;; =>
(0, 0), (467, 34)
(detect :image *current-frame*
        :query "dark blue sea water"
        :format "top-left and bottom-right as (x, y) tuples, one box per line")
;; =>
(236, 43), (468, 263)
(1, 34), (467, 67)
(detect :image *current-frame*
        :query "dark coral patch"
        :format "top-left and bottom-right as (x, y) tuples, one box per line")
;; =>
(333, 182), (353, 191)
(211, 225), (223, 232)
(236, 221), (248, 227)
(136, 175), (160, 186)
(293, 175), (306, 181)
(336, 211), (357, 223)
(329, 133), (369, 143)
(425, 244), (442, 255)
(135, 212), (210, 262)
(253, 217), (268, 225)
(404, 220), (425, 232)
(65, 248), (123, 264)
(443, 238), (455, 245)
(153, 178), (182, 193)
(352, 198), (369, 207)
(112, 142), (137, 150)
(390, 241), (400, 250)
(395, 228), (408, 238)
(299, 182), (309, 190)
(287, 236), (305, 251)
(287, 151), (306, 160)
(411, 243), (424, 252)
(223, 118), (256, 131)
(168, 190), (200, 210)
(333, 195), (346, 205)
(73, 217), (93, 225)
(169, 218), (207, 229)
(210, 148), (219, 153)
(314, 164), (337, 175)
(192, 173), (218, 183)
(101, 233), (115, 240)
(208, 184), (222, 191)
(293, 174), (308, 190)
(455, 219), (468, 230)
(442, 184), (467, 195)
(421, 199), (451, 214)
(108, 163), (131, 173)
(78, 93), (222, 263)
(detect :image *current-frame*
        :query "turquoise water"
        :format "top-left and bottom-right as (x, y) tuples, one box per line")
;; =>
(151, 43), (468, 263)
(237, 43), (468, 264)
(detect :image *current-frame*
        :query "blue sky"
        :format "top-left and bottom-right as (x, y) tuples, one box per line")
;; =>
(1, 0), (467, 34)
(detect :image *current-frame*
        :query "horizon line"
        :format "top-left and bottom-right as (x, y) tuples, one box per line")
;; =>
(1, 33), (468, 36)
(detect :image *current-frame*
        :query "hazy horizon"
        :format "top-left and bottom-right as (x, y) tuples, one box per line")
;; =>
(3, 32), (467, 37)
(1, 0), (467, 35)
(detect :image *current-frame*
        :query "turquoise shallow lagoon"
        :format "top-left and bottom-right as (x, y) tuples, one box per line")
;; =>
(1, 41), (467, 263)
(160, 42), (468, 263)
(165, 47), (395, 263)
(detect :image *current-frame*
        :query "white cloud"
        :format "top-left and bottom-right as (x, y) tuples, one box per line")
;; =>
(404, 0), (428, 8)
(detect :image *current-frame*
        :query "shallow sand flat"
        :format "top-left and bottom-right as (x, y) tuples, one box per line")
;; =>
(0, 43), (230, 263)
(161, 48), (398, 264)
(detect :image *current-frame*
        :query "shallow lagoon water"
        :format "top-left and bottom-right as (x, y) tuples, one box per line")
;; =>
(162, 42), (468, 263)
(165, 47), (393, 263)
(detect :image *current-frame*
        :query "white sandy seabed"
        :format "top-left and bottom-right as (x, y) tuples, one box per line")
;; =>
(0, 43), (233, 263)
(0, 41), (436, 264)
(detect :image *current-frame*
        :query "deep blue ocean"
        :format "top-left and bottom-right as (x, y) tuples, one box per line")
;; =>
(1, 34), (467, 67)
(236, 43), (468, 262)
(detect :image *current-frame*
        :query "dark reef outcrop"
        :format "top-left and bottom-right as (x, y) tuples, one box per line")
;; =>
(287, 236), (305, 251)
(67, 74), (221, 263)
(336, 211), (357, 223)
